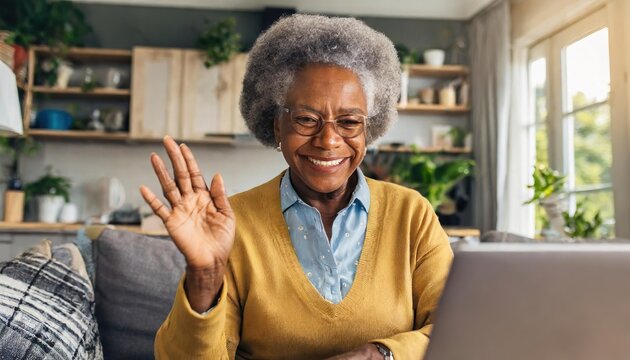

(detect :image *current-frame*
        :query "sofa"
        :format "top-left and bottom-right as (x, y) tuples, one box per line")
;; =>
(0, 227), (186, 359)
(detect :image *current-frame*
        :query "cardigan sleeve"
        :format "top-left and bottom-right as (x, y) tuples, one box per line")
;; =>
(154, 271), (242, 359)
(369, 199), (453, 360)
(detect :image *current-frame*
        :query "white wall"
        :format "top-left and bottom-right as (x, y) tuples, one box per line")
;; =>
(16, 141), (287, 221)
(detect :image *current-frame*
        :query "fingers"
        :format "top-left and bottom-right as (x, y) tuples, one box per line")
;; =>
(151, 152), (182, 205)
(210, 173), (232, 214)
(180, 143), (208, 192)
(163, 136), (194, 196)
(139, 185), (170, 221)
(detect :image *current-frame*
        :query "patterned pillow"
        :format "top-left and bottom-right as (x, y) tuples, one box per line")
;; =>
(0, 240), (103, 360)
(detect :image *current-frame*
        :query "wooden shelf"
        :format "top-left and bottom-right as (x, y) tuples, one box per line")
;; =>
(444, 227), (480, 238)
(0, 222), (165, 236)
(375, 145), (471, 154)
(397, 103), (470, 114)
(405, 64), (469, 77)
(28, 129), (130, 140)
(31, 86), (130, 97)
(30, 46), (132, 61)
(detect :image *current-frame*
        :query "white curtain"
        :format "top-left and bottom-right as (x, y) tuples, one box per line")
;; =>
(469, 0), (511, 234)
(496, 47), (535, 236)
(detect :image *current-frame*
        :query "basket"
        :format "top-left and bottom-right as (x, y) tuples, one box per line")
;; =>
(0, 31), (14, 70)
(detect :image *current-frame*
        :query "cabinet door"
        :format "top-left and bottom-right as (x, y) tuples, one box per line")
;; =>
(180, 50), (223, 140)
(131, 47), (183, 139)
(180, 52), (249, 140)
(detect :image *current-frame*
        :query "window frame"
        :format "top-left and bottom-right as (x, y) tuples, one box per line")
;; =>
(527, 8), (615, 233)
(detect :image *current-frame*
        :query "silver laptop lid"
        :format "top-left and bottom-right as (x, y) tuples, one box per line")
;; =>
(425, 243), (630, 360)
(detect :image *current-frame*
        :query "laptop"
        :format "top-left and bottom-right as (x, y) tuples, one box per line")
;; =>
(425, 243), (630, 360)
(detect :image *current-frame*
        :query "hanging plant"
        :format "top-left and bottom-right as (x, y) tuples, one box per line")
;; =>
(197, 17), (241, 68)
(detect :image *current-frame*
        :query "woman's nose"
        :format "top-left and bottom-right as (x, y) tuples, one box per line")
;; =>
(313, 121), (343, 149)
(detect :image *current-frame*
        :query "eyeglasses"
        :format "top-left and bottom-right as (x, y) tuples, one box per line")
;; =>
(280, 107), (367, 138)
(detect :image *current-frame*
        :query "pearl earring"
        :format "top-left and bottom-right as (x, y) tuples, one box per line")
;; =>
(276, 141), (282, 152)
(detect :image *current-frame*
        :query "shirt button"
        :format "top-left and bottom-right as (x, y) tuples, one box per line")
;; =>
(321, 255), (326, 260)
(307, 272), (312, 277)
(345, 232), (350, 237)
(298, 225), (304, 231)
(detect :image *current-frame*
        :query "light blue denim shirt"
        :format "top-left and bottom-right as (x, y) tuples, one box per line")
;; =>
(280, 168), (370, 304)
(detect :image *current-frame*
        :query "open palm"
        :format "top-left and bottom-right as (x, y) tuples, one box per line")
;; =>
(140, 136), (236, 271)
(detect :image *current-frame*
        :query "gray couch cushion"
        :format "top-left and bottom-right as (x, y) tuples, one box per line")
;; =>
(94, 229), (185, 360)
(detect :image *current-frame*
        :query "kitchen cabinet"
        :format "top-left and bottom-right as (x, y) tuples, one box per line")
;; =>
(130, 47), (183, 139)
(131, 47), (248, 141)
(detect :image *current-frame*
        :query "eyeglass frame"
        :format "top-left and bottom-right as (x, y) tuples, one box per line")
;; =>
(279, 106), (368, 138)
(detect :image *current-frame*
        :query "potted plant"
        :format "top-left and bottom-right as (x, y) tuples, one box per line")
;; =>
(197, 17), (241, 68)
(0, 0), (92, 86)
(388, 151), (475, 210)
(523, 165), (567, 237)
(563, 202), (603, 240)
(24, 168), (71, 223)
(0, 136), (40, 190)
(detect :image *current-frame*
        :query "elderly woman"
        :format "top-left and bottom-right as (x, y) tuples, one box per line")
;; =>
(141, 14), (452, 360)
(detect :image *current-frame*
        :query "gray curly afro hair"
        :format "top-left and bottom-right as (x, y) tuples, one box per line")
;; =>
(240, 14), (401, 147)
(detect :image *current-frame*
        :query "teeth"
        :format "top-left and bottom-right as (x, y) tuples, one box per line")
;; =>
(308, 157), (343, 167)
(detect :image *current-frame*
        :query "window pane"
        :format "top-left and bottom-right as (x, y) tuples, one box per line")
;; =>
(530, 58), (548, 123)
(573, 190), (615, 238)
(564, 28), (610, 112)
(569, 104), (612, 187)
(529, 58), (549, 237)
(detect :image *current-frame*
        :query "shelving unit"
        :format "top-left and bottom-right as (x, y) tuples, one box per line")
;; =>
(21, 46), (133, 141)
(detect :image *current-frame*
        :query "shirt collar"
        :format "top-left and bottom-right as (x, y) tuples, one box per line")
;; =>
(280, 168), (370, 213)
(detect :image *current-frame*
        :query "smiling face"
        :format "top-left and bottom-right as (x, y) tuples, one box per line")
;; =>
(274, 63), (368, 197)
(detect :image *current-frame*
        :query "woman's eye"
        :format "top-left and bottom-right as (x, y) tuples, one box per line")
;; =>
(295, 116), (319, 126)
(337, 118), (363, 127)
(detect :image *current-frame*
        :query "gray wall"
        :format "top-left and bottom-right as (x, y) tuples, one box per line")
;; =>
(12, 3), (469, 223)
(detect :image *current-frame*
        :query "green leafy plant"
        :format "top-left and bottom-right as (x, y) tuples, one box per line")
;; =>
(447, 126), (467, 148)
(563, 203), (603, 239)
(523, 165), (566, 205)
(2, 0), (92, 50)
(24, 168), (71, 202)
(197, 17), (241, 68)
(395, 43), (419, 65)
(389, 152), (475, 209)
(0, 136), (40, 190)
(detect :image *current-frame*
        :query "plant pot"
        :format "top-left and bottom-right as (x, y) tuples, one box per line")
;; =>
(37, 195), (65, 224)
(424, 49), (446, 66)
(13, 45), (27, 83)
(541, 194), (566, 237)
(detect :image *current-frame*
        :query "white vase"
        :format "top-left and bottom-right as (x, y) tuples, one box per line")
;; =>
(424, 49), (446, 66)
(55, 62), (74, 89)
(541, 194), (566, 237)
(37, 195), (65, 224)
(399, 67), (409, 106)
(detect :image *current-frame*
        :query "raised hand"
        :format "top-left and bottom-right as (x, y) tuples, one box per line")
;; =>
(140, 136), (236, 311)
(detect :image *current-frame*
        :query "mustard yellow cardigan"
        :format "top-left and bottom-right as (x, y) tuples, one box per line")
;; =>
(155, 173), (453, 359)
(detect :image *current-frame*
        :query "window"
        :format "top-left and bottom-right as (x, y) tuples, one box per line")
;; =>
(527, 9), (614, 237)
